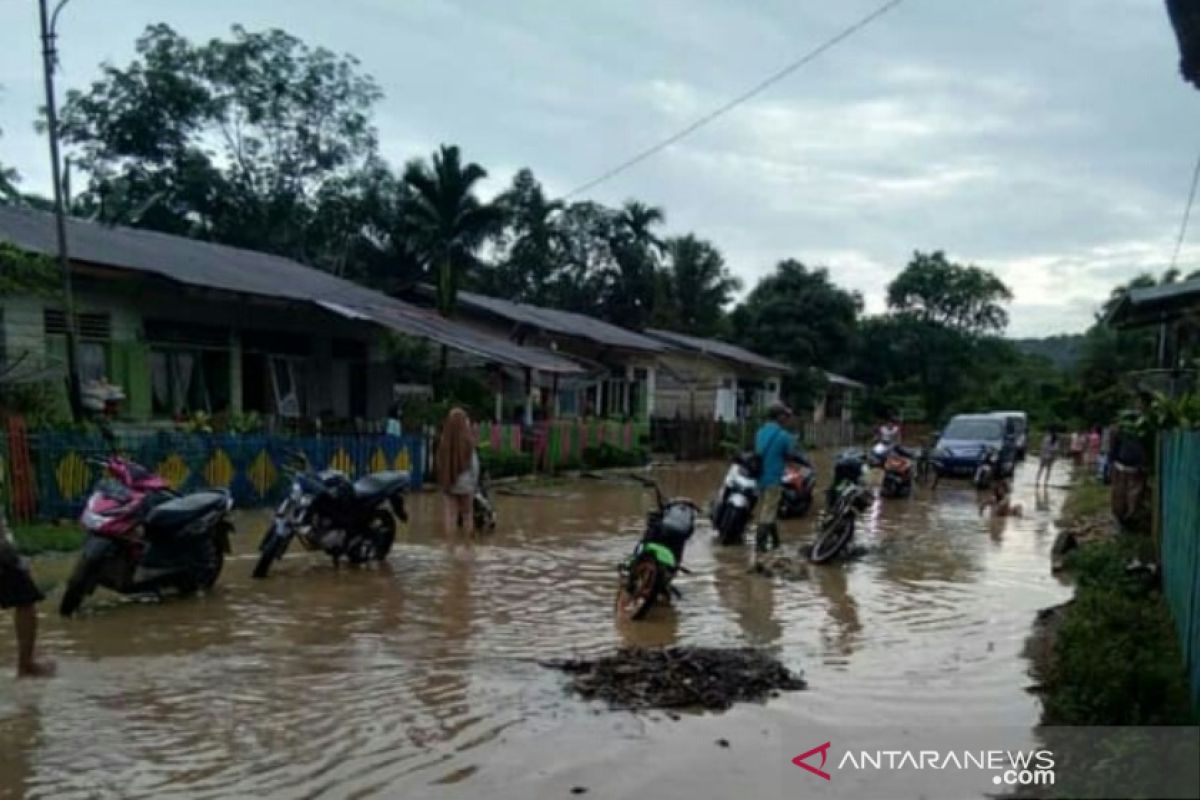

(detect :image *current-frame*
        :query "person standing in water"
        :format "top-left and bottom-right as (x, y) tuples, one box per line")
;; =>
(1, 507), (54, 678)
(753, 402), (799, 552)
(1034, 428), (1058, 487)
(436, 407), (479, 538)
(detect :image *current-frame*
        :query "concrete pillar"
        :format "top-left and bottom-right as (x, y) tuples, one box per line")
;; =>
(229, 330), (243, 414)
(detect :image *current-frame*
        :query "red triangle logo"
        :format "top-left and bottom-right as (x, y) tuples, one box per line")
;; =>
(792, 741), (832, 781)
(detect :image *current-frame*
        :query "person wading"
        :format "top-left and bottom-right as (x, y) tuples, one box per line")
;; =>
(436, 407), (480, 539)
(754, 403), (799, 553)
(0, 506), (55, 678)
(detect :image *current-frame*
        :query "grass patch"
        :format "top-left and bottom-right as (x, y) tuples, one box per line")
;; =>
(12, 522), (84, 556)
(1059, 475), (1109, 521)
(1030, 479), (1195, 726)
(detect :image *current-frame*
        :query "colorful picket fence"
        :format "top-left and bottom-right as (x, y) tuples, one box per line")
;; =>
(1159, 430), (1200, 714)
(474, 419), (647, 471)
(26, 430), (424, 520)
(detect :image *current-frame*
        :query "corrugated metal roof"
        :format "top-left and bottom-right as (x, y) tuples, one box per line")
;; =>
(1106, 276), (1200, 328)
(824, 371), (866, 389)
(455, 290), (666, 352)
(645, 328), (790, 374)
(0, 206), (582, 374)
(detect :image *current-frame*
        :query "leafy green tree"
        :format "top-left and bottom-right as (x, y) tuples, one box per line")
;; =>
(887, 250), (1013, 335)
(731, 259), (862, 405)
(401, 144), (502, 316)
(657, 234), (741, 336)
(551, 200), (620, 313)
(602, 201), (665, 328)
(485, 168), (565, 305)
(854, 252), (1015, 422)
(59, 24), (381, 264)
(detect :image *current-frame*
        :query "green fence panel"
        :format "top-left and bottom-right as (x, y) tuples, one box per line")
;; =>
(1160, 430), (1200, 714)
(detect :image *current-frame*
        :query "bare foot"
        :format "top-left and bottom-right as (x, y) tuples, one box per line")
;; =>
(17, 657), (56, 679)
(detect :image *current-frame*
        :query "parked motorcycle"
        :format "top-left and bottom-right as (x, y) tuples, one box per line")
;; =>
(616, 474), (701, 620)
(60, 456), (235, 616)
(778, 455), (817, 518)
(810, 450), (874, 564)
(252, 453), (408, 578)
(868, 440), (891, 469)
(711, 454), (759, 545)
(880, 446), (916, 498)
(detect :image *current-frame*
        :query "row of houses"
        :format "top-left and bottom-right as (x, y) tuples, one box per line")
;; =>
(0, 206), (863, 429)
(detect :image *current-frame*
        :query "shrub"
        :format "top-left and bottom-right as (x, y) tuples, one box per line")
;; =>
(582, 444), (648, 470)
(1043, 537), (1194, 725)
(479, 448), (533, 479)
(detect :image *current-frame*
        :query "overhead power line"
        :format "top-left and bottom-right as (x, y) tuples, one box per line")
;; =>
(1169, 145), (1200, 272)
(564, 0), (907, 199)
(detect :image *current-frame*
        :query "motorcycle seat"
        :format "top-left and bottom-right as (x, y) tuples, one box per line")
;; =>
(353, 471), (409, 501)
(145, 491), (228, 531)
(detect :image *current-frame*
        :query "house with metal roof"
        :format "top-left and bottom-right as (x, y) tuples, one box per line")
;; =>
(643, 328), (787, 420)
(0, 206), (581, 426)
(428, 289), (668, 421)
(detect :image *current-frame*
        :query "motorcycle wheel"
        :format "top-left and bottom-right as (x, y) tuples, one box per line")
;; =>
(809, 514), (855, 564)
(348, 510), (396, 564)
(368, 509), (396, 560)
(60, 554), (103, 617)
(252, 532), (288, 579)
(616, 555), (660, 620)
(197, 534), (225, 590)
(718, 506), (749, 545)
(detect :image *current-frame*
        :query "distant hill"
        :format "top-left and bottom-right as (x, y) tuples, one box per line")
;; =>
(1013, 334), (1086, 371)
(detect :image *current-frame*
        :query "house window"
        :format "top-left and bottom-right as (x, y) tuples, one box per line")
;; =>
(270, 357), (305, 418)
(150, 348), (230, 416)
(45, 309), (112, 383)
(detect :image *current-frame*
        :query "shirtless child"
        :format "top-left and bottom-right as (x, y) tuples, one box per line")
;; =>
(979, 478), (1023, 517)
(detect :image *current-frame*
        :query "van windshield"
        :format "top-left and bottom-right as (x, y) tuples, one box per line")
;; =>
(943, 419), (1004, 441)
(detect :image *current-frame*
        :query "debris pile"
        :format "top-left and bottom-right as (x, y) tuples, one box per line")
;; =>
(542, 646), (806, 711)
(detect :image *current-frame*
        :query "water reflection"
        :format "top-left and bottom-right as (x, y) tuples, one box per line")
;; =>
(0, 454), (1073, 798)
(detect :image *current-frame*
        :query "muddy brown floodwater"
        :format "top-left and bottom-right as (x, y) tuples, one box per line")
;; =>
(0, 456), (1073, 799)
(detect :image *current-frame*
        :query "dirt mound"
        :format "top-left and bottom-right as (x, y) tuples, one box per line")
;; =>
(542, 646), (807, 711)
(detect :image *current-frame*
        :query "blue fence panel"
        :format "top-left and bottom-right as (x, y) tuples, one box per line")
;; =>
(31, 431), (424, 520)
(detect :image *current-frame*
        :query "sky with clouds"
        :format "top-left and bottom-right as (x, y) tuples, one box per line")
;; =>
(2, 0), (1198, 336)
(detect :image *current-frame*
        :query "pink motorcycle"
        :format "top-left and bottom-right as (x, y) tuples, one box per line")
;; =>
(60, 456), (235, 616)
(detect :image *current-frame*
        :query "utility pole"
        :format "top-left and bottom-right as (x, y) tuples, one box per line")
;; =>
(39, 0), (82, 421)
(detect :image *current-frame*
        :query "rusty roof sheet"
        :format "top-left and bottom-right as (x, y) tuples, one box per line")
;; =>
(0, 206), (582, 374)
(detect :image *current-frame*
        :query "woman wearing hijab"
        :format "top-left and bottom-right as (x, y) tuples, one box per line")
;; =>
(436, 408), (479, 537)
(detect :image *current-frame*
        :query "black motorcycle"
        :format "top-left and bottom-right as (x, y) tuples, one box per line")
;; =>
(252, 453), (409, 578)
(810, 450), (874, 564)
(616, 474), (701, 620)
(711, 454), (759, 545)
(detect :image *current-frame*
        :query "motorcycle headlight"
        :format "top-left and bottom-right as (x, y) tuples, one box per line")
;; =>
(290, 482), (303, 501)
(81, 509), (110, 530)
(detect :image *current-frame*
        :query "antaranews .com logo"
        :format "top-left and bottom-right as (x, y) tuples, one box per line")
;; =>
(793, 741), (1056, 788)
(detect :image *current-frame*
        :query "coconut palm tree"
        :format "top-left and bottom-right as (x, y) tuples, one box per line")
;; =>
(402, 145), (501, 316)
(603, 200), (665, 328)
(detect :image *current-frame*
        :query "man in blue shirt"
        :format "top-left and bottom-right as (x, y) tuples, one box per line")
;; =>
(755, 402), (799, 551)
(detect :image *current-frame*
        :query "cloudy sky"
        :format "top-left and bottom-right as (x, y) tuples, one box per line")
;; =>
(2, 0), (1198, 336)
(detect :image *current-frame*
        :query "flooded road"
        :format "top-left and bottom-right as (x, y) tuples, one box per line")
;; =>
(1, 455), (1073, 799)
